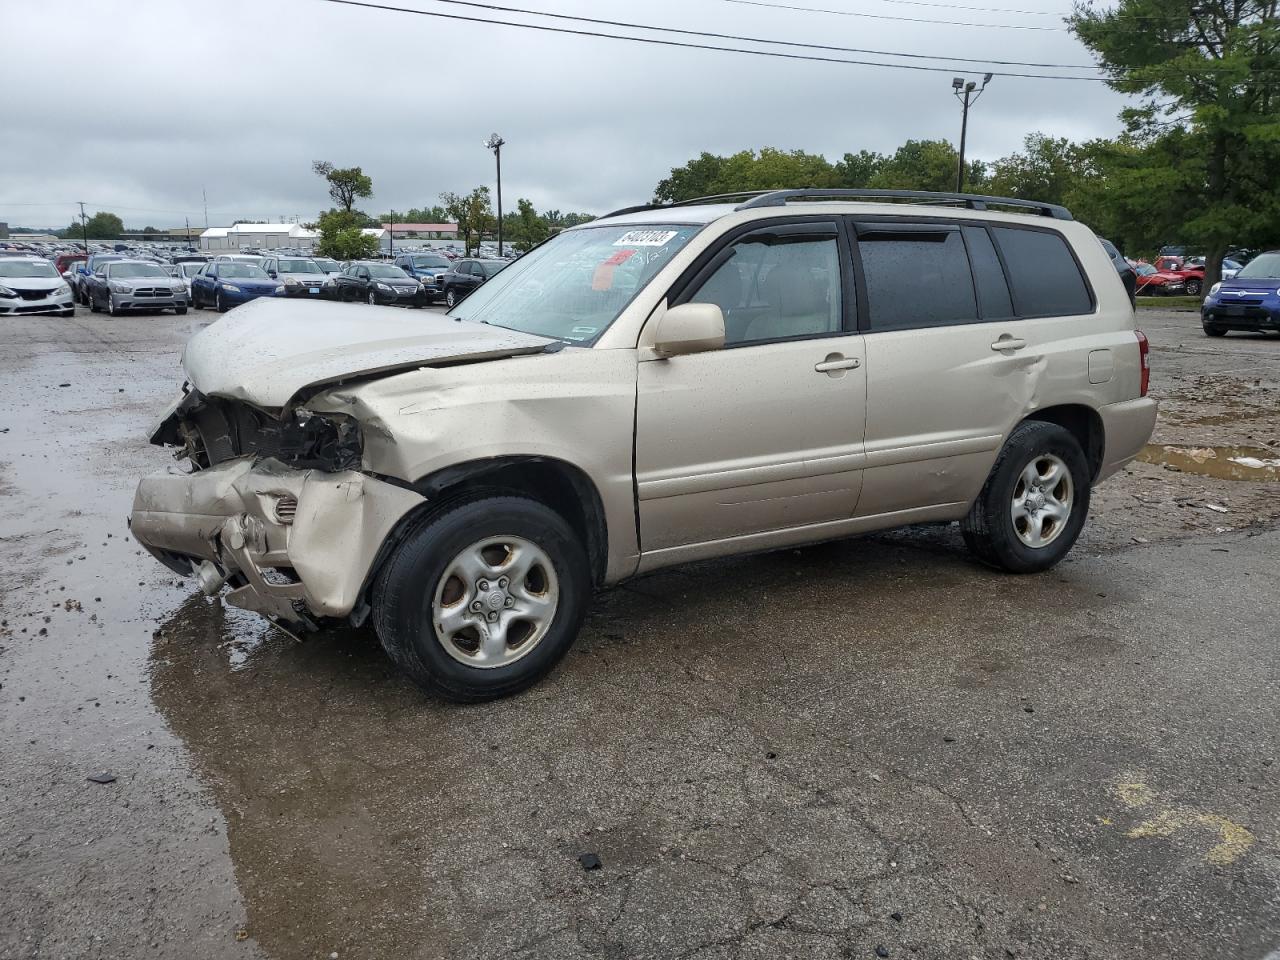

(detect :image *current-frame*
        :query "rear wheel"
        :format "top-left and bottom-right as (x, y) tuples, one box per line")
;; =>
(373, 496), (591, 702)
(961, 421), (1090, 574)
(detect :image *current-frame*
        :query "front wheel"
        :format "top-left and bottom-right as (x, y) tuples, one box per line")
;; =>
(88, 293), (101, 314)
(445, 288), (458, 309)
(216, 290), (227, 313)
(961, 421), (1091, 574)
(1203, 323), (1226, 337)
(1185, 278), (1202, 296)
(367, 290), (377, 305)
(107, 296), (119, 317)
(373, 496), (591, 702)
(175, 306), (187, 315)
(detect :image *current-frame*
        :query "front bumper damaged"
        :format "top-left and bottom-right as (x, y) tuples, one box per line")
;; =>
(130, 457), (424, 628)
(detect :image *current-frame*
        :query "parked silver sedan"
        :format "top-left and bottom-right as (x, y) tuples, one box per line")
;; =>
(87, 260), (189, 317)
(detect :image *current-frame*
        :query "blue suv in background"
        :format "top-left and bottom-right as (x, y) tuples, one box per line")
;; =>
(1202, 251), (1280, 337)
(190, 260), (284, 312)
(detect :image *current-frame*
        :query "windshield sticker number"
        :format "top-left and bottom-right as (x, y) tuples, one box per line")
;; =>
(614, 230), (679, 247)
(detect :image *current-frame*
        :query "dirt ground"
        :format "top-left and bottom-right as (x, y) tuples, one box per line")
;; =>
(1, 303), (1277, 960)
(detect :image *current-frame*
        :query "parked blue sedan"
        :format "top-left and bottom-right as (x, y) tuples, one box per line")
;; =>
(190, 261), (285, 312)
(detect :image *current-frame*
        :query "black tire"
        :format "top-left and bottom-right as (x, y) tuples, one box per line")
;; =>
(1185, 277), (1202, 296)
(216, 290), (226, 313)
(1203, 323), (1226, 337)
(60, 309), (74, 318)
(88, 292), (100, 313)
(445, 288), (458, 309)
(175, 306), (187, 315)
(961, 420), (1091, 574)
(367, 290), (377, 305)
(373, 496), (591, 702)
(107, 297), (119, 318)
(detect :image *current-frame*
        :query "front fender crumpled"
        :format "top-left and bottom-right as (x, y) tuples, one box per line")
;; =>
(130, 457), (425, 622)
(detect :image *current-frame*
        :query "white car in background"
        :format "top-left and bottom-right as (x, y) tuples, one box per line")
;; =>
(0, 257), (75, 317)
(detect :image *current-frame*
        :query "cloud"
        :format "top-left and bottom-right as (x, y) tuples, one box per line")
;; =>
(1, 0), (1128, 228)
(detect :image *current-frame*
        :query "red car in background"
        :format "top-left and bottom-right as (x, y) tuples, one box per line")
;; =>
(1154, 256), (1207, 295)
(1133, 262), (1189, 295)
(54, 253), (87, 275)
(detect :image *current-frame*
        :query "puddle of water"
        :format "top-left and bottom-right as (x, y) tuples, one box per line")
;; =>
(1137, 444), (1280, 481)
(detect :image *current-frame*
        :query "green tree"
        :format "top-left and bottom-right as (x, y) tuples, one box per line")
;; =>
(1070, 0), (1280, 284)
(442, 188), (494, 255)
(653, 148), (839, 202)
(381, 205), (450, 224)
(312, 160), (373, 213)
(64, 211), (124, 240)
(834, 150), (885, 188)
(868, 140), (985, 192)
(315, 208), (379, 260)
(986, 133), (1085, 206)
(507, 198), (549, 252)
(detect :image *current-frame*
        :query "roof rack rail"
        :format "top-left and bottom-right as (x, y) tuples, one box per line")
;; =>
(600, 191), (774, 220)
(734, 189), (1073, 220)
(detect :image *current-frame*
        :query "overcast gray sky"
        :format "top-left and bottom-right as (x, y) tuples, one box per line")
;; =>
(2, 0), (1129, 229)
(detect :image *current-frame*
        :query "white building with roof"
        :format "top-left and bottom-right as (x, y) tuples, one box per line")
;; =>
(200, 223), (319, 252)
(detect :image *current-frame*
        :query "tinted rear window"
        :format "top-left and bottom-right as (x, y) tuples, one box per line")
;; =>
(991, 227), (1092, 317)
(858, 227), (977, 331)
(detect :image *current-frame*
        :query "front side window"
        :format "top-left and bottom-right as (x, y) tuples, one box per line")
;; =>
(689, 228), (843, 345)
(857, 226), (977, 331)
(991, 227), (1092, 317)
(450, 223), (701, 342)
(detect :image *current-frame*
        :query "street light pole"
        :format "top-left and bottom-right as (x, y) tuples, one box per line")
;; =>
(78, 201), (88, 249)
(485, 133), (505, 257)
(953, 73), (992, 193)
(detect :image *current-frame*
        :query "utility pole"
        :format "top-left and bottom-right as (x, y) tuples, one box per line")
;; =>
(202, 187), (209, 229)
(78, 202), (89, 248)
(389, 209), (394, 258)
(952, 73), (992, 193)
(185, 216), (192, 250)
(485, 133), (505, 257)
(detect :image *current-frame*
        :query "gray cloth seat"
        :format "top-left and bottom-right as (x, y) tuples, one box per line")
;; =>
(742, 263), (835, 342)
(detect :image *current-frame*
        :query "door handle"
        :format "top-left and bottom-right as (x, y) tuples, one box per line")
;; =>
(814, 355), (862, 373)
(991, 336), (1028, 352)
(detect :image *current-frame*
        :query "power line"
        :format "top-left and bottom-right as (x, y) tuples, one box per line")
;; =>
(421, 0), (1103, 69)
(839, 0), (1068, 16)
(313, 0), (1113, 79)
(717, 0), (1065, 31)
(313, 0), (1280, 82)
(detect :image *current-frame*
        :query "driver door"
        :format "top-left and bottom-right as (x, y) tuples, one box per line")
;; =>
(635, 219), (867, 564)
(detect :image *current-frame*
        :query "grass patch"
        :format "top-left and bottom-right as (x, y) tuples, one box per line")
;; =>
(1137, 295), (1202, 310)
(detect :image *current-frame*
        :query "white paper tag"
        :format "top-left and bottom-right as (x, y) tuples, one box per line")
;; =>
(614, 230), (678, 247)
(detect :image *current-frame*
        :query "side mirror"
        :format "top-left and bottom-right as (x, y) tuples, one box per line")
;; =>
(652, 302), (726, 358)
(268, 270), (277, 278)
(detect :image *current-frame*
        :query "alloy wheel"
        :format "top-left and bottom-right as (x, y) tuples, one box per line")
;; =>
(1010, 453), (1074, 548)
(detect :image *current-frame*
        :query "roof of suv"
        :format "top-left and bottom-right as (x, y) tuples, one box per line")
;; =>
(587, 189), (1074, 230)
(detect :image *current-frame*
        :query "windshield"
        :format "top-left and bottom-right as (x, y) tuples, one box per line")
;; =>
(367, 264), (410, 279)
(1223, 259), (1242, 270)
(108, 262), (169, 278)
(412, 255), (450, 268)
(278, 259), (320, 273)
(219, 264), (270, 279)
(313, 258), (339, 271)
(0, 261), (59, 278)
(1135, 264), (1157, 276)
(451, 224), (701, 341)
(179, 263), (203, 277)
(1237, 253), (1280, 279)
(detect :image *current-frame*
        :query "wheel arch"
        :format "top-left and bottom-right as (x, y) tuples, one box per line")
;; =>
(386, 456), (609, 590)
(1020, 404), (1105, 483)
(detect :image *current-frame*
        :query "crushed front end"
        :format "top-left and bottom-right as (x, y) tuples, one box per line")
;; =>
(130, 388), (424, 630)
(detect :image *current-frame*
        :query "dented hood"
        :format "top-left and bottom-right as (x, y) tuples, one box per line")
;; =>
(181, 297), (554, 409)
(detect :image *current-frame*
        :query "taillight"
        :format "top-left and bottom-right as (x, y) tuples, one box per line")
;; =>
(1135, 330), (1150, 396)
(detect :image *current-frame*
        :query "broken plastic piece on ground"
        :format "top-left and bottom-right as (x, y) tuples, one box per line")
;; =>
(86, 772), (116, 784)
(577, 852), (602, 871)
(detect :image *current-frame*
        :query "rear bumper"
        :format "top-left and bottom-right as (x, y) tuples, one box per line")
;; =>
(1097, 397), (1158, 483)
(130, 457), (425, 626)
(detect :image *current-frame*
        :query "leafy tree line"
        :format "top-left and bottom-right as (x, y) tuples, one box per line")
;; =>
(654, 1), (1279, 279)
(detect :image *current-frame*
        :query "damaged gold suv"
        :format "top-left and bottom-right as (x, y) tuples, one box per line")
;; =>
(131, 189), (1157, 701)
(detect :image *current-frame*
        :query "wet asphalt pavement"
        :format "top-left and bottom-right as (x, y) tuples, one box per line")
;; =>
(1, 304), (1278, 960)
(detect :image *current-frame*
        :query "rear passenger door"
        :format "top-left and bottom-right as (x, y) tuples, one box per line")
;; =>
(851, 219), (1094, 518)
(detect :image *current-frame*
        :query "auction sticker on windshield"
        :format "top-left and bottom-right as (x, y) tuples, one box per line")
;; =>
(614, 230), (679, 247)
